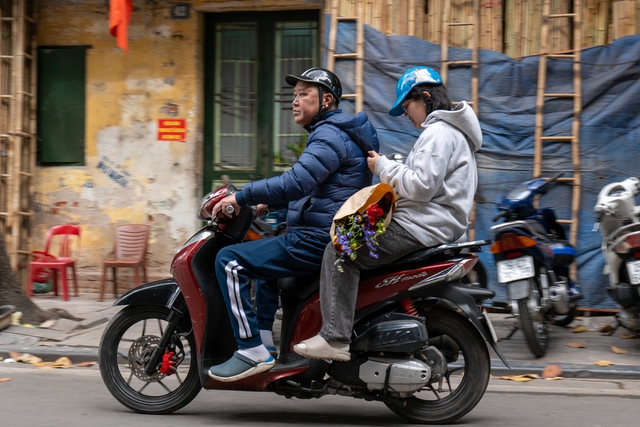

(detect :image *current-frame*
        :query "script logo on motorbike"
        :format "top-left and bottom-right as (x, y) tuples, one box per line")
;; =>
(374, 271), (430, 289)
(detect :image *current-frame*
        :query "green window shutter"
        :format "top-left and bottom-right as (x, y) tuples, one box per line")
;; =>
(37, 46), (89, 165)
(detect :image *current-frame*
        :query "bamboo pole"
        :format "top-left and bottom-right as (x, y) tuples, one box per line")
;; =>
(441, 0), (451, 84)
(356, 0), (364, 112)
(570, 0), (582, 247)
(327, 0), (339, 71)
(408, 0), (415, 36)
(533, 0), (551, 178)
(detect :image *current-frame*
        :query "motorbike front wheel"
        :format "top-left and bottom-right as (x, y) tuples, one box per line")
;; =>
(385, 306), (491, 424)
(98, 305), (201, 414)
(517, 279), (549, 357)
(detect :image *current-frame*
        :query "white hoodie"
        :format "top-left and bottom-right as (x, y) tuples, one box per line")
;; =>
(375, 101), (482, 247)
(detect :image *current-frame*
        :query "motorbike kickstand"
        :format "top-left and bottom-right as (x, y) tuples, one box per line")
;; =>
(502, 321), (519, 340)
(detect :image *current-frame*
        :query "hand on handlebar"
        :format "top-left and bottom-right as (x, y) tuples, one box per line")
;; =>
(213, 195), (241, 219)
(254, 204), (269, 219)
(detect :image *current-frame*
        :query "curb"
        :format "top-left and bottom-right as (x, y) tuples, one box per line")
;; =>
(3, 345), (640, 381)
(490, 360), (640, 380)
(0, 346), (99, 364)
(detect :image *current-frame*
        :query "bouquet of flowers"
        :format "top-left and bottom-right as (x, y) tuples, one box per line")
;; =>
(330, 184), (397, 272)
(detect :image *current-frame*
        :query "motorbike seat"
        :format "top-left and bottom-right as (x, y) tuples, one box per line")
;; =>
(278, 274), (320, 301)
(392, 240), (491, 266)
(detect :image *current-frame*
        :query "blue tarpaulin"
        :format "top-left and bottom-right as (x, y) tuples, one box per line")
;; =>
(327, 19), (640, 308)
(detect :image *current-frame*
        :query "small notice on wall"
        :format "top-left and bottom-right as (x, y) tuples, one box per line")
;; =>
(158, 119), (186, 142)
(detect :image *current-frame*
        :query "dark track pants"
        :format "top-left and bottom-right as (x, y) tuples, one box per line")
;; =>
(215, 230), (326, 349)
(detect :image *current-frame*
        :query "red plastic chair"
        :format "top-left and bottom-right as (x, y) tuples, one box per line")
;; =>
(28, 224), (81, 301)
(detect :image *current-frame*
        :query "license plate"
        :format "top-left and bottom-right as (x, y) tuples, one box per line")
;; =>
(626, 260), (640, 285)
(497, 256), (535, 283)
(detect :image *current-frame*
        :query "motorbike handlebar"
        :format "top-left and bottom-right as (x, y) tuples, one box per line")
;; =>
(539, 172), (564, 194)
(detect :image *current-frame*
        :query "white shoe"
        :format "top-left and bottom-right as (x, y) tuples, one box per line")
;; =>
(294, 335), (350, 361)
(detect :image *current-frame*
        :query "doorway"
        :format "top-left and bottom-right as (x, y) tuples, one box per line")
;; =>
(203, 11), (321, 192)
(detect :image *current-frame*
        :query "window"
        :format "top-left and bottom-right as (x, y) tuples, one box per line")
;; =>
(37, 46), (89, 165)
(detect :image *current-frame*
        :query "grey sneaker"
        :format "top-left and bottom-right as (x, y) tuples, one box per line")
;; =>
(207, 351), (275, 382)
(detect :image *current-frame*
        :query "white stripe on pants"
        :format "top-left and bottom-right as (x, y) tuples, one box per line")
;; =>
(225, 260), (252, 339)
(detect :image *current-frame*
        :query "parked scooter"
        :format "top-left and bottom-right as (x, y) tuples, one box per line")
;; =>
(594, 176), (640, 333)
(98, 183), (508, 424)
(489, 174), (583, 357)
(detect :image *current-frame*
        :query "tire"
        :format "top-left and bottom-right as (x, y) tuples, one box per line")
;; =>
(98, 306), (201, 414)
(517, 279), (548, 358)
(549, 302), (578, 327)
(385, 307), (491, 425)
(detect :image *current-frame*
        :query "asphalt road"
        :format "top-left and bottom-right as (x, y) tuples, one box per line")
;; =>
(1, 363), (639, 427)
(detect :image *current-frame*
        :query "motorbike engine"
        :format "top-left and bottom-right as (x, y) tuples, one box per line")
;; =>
(351, 312), (428, 353)
(359, 356), (431, 393)
(327, 312), (446, 398)
(548, 280), (570, 314)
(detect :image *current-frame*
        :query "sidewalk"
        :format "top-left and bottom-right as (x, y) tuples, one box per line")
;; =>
(1, 293), (639, 380)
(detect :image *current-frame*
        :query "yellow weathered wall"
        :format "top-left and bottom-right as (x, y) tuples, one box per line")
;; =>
(34, 0), (325, 292)
(36, 0), (204, 289)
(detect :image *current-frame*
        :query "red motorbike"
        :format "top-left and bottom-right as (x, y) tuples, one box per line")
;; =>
(98, 184), (508, 425)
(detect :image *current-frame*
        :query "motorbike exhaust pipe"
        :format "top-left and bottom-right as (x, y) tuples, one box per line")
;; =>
(548, 285), (569, 314)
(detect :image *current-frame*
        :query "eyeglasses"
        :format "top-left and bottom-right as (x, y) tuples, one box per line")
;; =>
(401, 99), (412, 115)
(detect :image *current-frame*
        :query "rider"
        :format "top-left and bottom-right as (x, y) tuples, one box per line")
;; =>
(294, 65), (483, 360)
(208, 67), (379, 381)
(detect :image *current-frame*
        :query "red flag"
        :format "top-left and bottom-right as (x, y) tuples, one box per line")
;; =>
(109, 0), (133, 53)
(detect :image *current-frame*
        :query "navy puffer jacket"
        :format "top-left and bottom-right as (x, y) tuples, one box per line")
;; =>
(236, 109), (379, 244)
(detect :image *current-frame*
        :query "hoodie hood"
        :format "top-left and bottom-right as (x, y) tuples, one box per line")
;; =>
(314, 110), (380, 154)
(426, 101), (482, 152)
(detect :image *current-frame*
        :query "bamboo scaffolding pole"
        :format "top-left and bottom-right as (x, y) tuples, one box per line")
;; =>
(408, 0), (415, 36)
(356, 0), (364, 112)
(6, 0), (20, 266)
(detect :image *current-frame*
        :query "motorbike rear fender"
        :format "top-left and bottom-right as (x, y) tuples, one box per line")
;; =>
(419, 283), (510, 368)
(506, 279), (530, 300)
(113, 278), (181, 308)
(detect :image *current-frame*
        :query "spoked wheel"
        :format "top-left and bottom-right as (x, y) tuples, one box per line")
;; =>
(517, 279), (549, 357)
(98, 306), (201, 414)
(385, 307), (491, 424)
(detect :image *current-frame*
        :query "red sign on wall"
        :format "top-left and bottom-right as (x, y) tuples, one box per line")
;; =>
(158, 119), (186, 142)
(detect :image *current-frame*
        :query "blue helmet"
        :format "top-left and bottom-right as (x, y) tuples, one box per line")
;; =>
(389, 66), (443, 117)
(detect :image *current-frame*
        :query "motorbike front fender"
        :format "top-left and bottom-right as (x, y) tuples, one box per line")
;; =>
(506, 279), (530, 300)
(426, 284), (510, 368)
(114, 278), (181, 308)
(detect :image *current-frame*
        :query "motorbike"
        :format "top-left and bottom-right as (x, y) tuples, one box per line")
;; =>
(594, 176), (640, 333)
(98, 183), (509, 424)
(489, 174), (583, 357)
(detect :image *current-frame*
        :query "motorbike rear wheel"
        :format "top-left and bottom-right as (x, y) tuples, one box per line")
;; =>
(385, 307), (490, 425)
(98, 305), (201, 414)
(517, 279), (549, 357)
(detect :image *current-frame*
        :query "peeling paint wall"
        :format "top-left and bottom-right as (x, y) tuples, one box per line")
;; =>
(34, 0), (324, 291)
(35, 0), (204, 288)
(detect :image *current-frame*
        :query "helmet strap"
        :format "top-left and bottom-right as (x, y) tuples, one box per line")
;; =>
(310, 86), (336, 127)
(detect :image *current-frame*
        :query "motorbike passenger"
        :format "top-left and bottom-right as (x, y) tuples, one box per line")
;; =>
(294, 66), (483, 361)
(208, 67), (380, 382)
